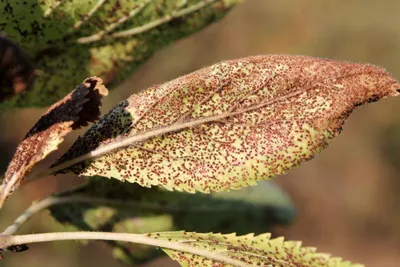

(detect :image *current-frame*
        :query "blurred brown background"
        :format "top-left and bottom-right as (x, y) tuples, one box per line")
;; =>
(1, 0), (400, 266)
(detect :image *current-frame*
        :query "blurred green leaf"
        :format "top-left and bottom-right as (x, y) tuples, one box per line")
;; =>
(50, 177), (295, 264)
(0, 0), (238, 108)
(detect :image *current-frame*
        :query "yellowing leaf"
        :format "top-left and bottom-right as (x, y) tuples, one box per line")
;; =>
(53, 55), (400, 193)
(149, 231), (363, 267)
(0, 77), (108, 207)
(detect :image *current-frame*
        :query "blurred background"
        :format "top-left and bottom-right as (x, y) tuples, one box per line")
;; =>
(1, 0), (400, 266)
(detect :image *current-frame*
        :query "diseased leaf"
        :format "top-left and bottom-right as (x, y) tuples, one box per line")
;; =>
(53, 55), (400, 193)
(149, 231), (363, 267)
(0, 35), (36, 101)
(0, 0), (238, 108)
(0, 77), (108, 207)
(50, 178), (295, 265)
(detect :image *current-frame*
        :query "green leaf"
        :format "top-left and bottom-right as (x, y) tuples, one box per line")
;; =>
(0, 0), (238, 108)
(50, 178), (295, 264)
(52, 55), (400, 193)
(149, 231), (363, 267)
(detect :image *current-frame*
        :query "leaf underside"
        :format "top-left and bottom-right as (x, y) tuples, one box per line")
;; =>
(50, 178), (295, 264)
(149, 231), (364, 267)
(54, 55), (400, 193)
(0, 77), (108, 207)
(0, 0), (238, 107)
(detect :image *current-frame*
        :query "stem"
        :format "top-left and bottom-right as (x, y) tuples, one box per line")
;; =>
(0, 232), (250, 267)
(2, 196), (77, 235)
(2, 192), (255, 236)
(1, 195), (172, 236)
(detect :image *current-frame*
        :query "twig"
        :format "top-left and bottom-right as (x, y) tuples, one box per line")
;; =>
(2, 196), (76, 235)
(1, 195), (165, 235)
(2, 193), (259, 236)
(0, 232), (251, 267)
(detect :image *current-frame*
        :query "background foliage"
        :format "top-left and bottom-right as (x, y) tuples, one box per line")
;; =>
(0, 0), (236, 107)
(1, 0), (400, 266)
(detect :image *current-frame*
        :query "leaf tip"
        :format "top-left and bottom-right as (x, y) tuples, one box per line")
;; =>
(385, 79), (400, 97)
(72, 76), (109, 129)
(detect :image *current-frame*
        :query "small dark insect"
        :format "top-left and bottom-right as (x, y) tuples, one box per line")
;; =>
(0, 35), (36, 102)
(7, 244), (29, 253)
(0, 244), (29, 259)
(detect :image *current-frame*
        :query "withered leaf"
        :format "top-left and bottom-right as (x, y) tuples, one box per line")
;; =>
(0, 77), (108, 207)
(0, 35), (36, 102)
(53, 55), (400, 193)
(150, 231), (363, 267)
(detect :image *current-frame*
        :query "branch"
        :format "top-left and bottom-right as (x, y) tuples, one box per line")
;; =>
(0, 232), (251, 267)
(2, 193), (248, 236)
(1, 195), (172, 236)
(2, 196), (77, 235)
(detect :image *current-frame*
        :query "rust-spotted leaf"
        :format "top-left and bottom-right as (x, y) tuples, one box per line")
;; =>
(53, 55), (400, 193)
(0, 77), (108, 207)
(149, 231), (363, 267)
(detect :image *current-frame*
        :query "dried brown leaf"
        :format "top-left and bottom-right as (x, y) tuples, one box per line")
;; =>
(53, 55), (400, 193)
(0, 77), (108, 207)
